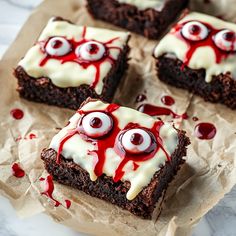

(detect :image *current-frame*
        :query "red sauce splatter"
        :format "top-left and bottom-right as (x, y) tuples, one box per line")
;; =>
(12, 163), (25, 178)
(135, 94), (147, 103)
(39, 27), (121, 90)
(56, 104), (170, 183)
(133, 162), (139, 171)
(10, 109), (24, 120)
(138, 103), (188, 119)
(65, 199), (71, 209)
(161, 95), (175, 106)
(29, 133), (37, 139)
(192, 116), (199, 122)
(194, 122), (217, 140)
(40, 175), (61, 207)
(172, 20), (235, 69)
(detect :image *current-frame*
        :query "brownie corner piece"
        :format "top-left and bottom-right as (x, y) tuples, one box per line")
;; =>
(14, 17), (130, 110)
(41, 99), (190, 219)
(86, 0), (189, 39)
(153, 12), (236, 109)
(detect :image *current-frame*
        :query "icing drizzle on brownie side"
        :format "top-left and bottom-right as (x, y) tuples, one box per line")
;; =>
(49, 100), (178, 200)
(117, 0), (165, 11)
(18, 19), (130, 94)
(154, 12), (236, 82)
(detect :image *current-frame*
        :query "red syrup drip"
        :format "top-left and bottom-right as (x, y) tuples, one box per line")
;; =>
(39, 27), (122, 89)
(138, 104), (188, 119)
(133, 162), (139, 171)
(56, 104), (170, 183)
(29, 133), (37, 139)
(65, 199), (71, 209)
(194, 122), (217, 140)
(161, 95), (175, 106)
(192, 116), (199, 122)
(40, 175), (61, 207)
(10, 109), (24, 120)
(135, 94), (147, 103)
(12, 163), (25, 178)
(172, 21), (235, 69)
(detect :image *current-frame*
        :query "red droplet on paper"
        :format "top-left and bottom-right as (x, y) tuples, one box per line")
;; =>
(135, 94), (147, 103)
(65, 199), (71, 209)
(12, 163), (25, 178)
(40, 175), (61, 207)
(138, 103), (188, 119)
(194, 122), (217, 140)
(133, 162), (139, 171)
(10, 109), (24, 120)
(192, 116), (199, 122)
(29, 133), (37, 139)
(161, 95), (175, 106)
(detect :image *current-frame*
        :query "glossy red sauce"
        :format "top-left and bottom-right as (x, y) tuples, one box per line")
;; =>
(12, 163), (25, 178)
(194, 122), (217, 140)
(135, 94), (147, 103)
(65, 199), (71, 209)
(138, 103), (188, 119)
(10, 109), (24, 120)
(40, 175), (61, 207)
(161, 95), (175, 106)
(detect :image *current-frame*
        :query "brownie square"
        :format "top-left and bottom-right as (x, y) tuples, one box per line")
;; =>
(14, 17), (130, 110)
(154, 12), (236, 109)
(86, 0), (189, 39)
(41, 99), (190, 219)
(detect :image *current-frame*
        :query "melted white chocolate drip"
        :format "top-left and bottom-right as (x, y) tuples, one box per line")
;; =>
(50, 100), (179, 200)
(19, 19), (129, 95)
(154, 12), (236, 82)
(117, 0), (164, 11)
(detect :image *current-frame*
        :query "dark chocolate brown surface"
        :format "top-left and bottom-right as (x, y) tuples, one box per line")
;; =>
(41, 130), (190, 219)
(156, 55), (236, 109)
(86, 0), (189, 39)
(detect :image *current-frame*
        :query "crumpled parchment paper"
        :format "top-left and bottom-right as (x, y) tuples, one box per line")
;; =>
(0, 0), (236, 235)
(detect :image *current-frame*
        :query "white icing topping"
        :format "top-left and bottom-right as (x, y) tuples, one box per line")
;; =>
(154, 12), (236, 82)
(117, 0), (164, 11)
(213, 29), (236, 52)
(49, 100), (179, 200)
(121, 128), (152, 154)
(45, 37), (71, 56)
(19, 19), (130, 95)
(81, 112), (113, 138)
(181, 21), (208, 41)
(75, 41), (106, 61)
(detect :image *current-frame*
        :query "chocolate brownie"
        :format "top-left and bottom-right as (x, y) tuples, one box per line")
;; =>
(154, 12), (236, 109)
(14, 18), (130, 110)
(86, 0), (189, 39)
(41, 99), (190, 219)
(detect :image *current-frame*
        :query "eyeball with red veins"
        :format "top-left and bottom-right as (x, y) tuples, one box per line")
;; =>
(121, 129), (153, 154)
(45, 37), (71, 56)
(75, 41), (106, 61)
(214, 29), (236, 52)
(81, 112), (113, 138)
(181, 21), (209, 41)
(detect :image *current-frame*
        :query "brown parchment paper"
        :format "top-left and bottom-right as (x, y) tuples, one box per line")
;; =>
(0, 0), (236, 235)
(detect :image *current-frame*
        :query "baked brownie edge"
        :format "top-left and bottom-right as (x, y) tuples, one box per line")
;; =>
(156, 55), (236, 109)
(86, 0), (189, 39)
(41, 130), (190, 219)
(14, 43), (130, 110)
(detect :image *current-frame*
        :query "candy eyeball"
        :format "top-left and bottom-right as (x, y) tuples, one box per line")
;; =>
(213, 29), (236, 52)
(181, 21), (209, 41)
(45, 37), (71, 56)
(75, 41), (106, 61)
(120, 128), (154, 154)
(81, 112), (113, 138)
